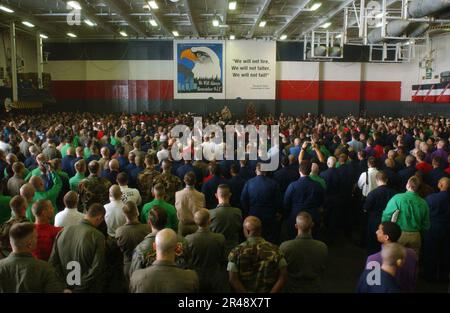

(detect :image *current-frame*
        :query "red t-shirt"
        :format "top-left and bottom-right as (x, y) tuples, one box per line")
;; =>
(446, 166), (450, 175)
(416, 162), (433, 175)
(32, 224), (63, 261)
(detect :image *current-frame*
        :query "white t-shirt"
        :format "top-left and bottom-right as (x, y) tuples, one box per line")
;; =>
(120, 185), (142, 206)
(54, 208), (85, 228)
(104, 200), (127, 237)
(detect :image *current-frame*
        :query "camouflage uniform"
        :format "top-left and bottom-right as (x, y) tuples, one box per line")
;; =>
(77, 175), (112, 212)
(128, 232), (190, 277)
(137, 169), (161, 204)
(227, 236), (287, 293)
(152, 172), (182, 205)
(0, 216), (28, 258)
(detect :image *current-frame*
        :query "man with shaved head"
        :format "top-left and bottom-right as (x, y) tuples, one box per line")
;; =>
(423, 177), (450, 282)
(50, 203), (106, 292)
(280, 212), (328, 292)
(185, 209), (227, 292)
(210, 184), (242, 256)
(175, 171), (206, 236)
(240, 163), (282, 243)
(228, 216), (287, 293)
(130, 228), (199, 293)
(285, 160), (325, 239)
(104, 185), (126, 237)
(357, 243), (405, 293)
(0, 222), (64, 292)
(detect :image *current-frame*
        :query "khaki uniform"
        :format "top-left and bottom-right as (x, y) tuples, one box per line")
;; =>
(0, 252), (64, 292)
(175, 187), (205, 236)
(130, 260), (198, 293)
(49, 220), (106, 292)
(129, 232), (191, 278)
(115, 222), (151, 281)
(227, 236), (287, 293)
(209, 204), (243, 255)
(279, 234), (328, 293)
(185, 228), (228, 292)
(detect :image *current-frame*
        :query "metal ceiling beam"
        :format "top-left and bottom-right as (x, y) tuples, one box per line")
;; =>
(102, 0), (148, 37)
(275, 0), (313, 37)
(78, 0), (117, 36)
(221, 0), (229, 36)
(299, 0), (355, 37)
(183, 0), (199, 37)
(0, 2), (63, 37)
(247, 0), (272, 38)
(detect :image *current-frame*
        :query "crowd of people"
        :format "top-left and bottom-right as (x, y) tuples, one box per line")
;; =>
(0, 110), (449, 293)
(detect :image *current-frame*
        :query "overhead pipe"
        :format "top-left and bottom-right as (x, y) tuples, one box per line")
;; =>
(406, 22), (430, 37)
(408, 0), (450, 18)
(367, 20), (411, 43)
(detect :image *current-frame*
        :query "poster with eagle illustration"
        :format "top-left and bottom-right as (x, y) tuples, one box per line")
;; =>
(174, 40), (225, 99)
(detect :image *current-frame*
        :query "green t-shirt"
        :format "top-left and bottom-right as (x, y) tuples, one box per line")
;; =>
(382, 191), (430, 232)
(309, 174), (326, 190)
(141, 199), (178, 231)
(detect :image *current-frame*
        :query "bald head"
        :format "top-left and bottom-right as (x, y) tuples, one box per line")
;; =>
(109, 159), (119, 171)
(381, 243), (406, 267)
(155, 228), (178, 257)
(20, 183), (35, 201)
(243, 216), (262, 237)
(194, 209), (210, 228)
(29, 176), (45, 192)
(109, 184), (122, 200)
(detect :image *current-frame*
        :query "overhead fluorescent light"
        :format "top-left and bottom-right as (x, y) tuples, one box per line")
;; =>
(280, 34), (287, 40)
(310, 3), (322, 11)
(39, 34), (48, 39)
(230, 34), (235, 40)
(229, 1), (237, 10)
(259, 21), (267, 27)
(148, 1), (158, 9)
(67, 1), (82, 10)
(149, 19), (158, 27)
(321, 22), (331, 28)
(0, 5), (14, 13)
(143, 4), (150, 9)
(335, 34), (342, 38)
(212, 18), (219, 27)
(119, 31), (128, 37)
(22, 21), (35, 28)
(84, 19), (96, 27)
(172, 30), (179, 37)
(67, 32), (77, 38)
